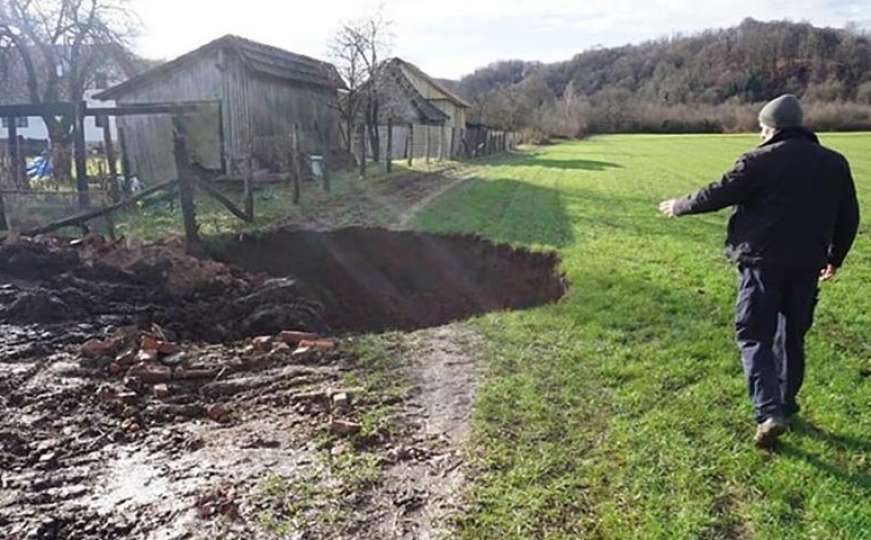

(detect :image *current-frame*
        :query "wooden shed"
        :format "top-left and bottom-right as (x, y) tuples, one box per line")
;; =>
(95, 35), (343, 184)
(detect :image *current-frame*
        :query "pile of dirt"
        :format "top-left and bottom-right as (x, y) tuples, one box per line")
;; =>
(214, 227), (568, 332)
(0, 235), (325, 342)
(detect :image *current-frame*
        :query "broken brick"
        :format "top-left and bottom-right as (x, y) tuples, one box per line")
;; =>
(117, 391), (139, 404)
(155, 341), (180, 355)
(115, 347), (138, 366)
(127, 362), (171, 383)
(268, 342), (291, 359)
(207, 403), (227, 422)
(136, 349), (159, 363)
(153, 384), (170, 399)
(81, 339), (112, 359)
(108, 362), (123, 376)
(277, 330), (320, 345)
(330, 420), (361, 436)
(298, 339), (336, 350)
(140, 335), (159, 351)
(292, 346), (312, 357)
(332, 392), (351, 410)
(252, 336), (273, 352)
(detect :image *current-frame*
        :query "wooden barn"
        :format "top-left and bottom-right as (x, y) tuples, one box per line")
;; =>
(95, 35), (343, 183)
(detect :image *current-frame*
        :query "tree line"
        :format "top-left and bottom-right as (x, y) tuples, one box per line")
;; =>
(456, 18), (871, 138)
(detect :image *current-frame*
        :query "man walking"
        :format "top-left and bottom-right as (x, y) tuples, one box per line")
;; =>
(658, 94), (860, 448)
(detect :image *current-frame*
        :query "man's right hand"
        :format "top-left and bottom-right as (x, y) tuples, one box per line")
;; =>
(658, 199), (679, 217)
(819, 264), (838, 282)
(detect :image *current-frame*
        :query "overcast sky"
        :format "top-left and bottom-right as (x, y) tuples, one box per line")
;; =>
(129, 0), (870, 80)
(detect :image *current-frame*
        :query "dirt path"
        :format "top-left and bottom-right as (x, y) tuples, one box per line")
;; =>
(361, 324), (482, 539)
(276, 163), (476, 231)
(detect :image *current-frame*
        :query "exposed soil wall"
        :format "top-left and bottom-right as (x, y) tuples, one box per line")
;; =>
(213, 227), (568, 333)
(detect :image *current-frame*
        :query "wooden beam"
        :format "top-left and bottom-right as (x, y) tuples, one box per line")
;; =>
(359, 123), (366, 178)
(85, 103), (207, 117)
(171, 124), (201, 254)
(22, 178), (178, 236)
(117, 126), (131, 187)
(7, 118), (19, 187)
(243, 153), (254, 219)
(292, 124), (302, 205)
(407, 124), (414, 167)
(0, 102), (76, 117)
(386, 117), (393, 174)
(0, 189), (8, 231)
(192, 174), (254, 222)
(101, 116), (120, 202)
(74, 101), (89, 208)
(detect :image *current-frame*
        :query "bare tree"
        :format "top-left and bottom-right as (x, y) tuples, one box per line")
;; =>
(0, 0), (136, 182)
(329, 8), (392, 163)
(328, 25), (363, 156)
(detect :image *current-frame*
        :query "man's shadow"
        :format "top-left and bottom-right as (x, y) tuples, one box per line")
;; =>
(776, 417), (871, 493)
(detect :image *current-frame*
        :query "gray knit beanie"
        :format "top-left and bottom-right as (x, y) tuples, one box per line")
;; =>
(758, 94), (803, 128)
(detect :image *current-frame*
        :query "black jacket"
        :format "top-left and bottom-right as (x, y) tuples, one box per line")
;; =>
(673, 128), (860, 269)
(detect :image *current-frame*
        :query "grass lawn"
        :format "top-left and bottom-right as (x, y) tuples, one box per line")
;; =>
(412, 134), (870, 539)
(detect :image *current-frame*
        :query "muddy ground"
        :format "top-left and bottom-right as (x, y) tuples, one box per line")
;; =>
(0, 168), (567, 539)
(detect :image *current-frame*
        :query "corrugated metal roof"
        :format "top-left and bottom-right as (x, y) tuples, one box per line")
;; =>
(95, 34), (344, 100)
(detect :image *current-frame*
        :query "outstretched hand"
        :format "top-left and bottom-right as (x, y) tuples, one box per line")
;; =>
(819, 264), (838, 282)
(658, 199), (679, 217)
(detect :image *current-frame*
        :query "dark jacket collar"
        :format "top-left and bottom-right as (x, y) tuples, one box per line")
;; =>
(760, 126), (820, 148)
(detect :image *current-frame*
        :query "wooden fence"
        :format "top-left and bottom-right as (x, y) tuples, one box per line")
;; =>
(354, 123), (518, 165)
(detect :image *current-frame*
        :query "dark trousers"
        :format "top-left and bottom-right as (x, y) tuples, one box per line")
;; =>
(735, 263), (819, 423)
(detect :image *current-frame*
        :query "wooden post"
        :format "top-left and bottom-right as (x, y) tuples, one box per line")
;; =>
(7, 119), (19, 188)
(292, 124), (302, 204)
(171, 123), (201, 254)
(0, 189), (7, 231)
(386, 117), (393, 174)
(16, 136), (26, 186)
(117, 126), (131, 195)
(425, 126), (431, 165)
(74, 101), (90, 208)
(407, 124), (414, 167)
(244, 152), (255, 218)
(359, 123), (366, 178)
(103, 211), (116, 241)
(322, 154), (331, 193)
(101, 116), (120, 202)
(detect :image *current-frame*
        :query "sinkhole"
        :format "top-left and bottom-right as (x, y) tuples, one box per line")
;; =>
(213, 227), (568, 333)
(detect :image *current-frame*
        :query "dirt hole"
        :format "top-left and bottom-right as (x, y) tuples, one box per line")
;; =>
(213, 227), (568, 333)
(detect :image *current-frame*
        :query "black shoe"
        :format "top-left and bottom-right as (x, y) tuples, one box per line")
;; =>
(754, 416), (788, 448)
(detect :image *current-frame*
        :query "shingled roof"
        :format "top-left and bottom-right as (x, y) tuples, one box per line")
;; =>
(95, 34), (343, 100)
(381, 60), (450, 124)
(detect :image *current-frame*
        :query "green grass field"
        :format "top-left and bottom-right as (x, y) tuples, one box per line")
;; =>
(413, 134), (870, 539)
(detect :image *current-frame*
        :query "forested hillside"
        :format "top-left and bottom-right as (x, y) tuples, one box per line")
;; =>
(457, 19), (871, 136)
